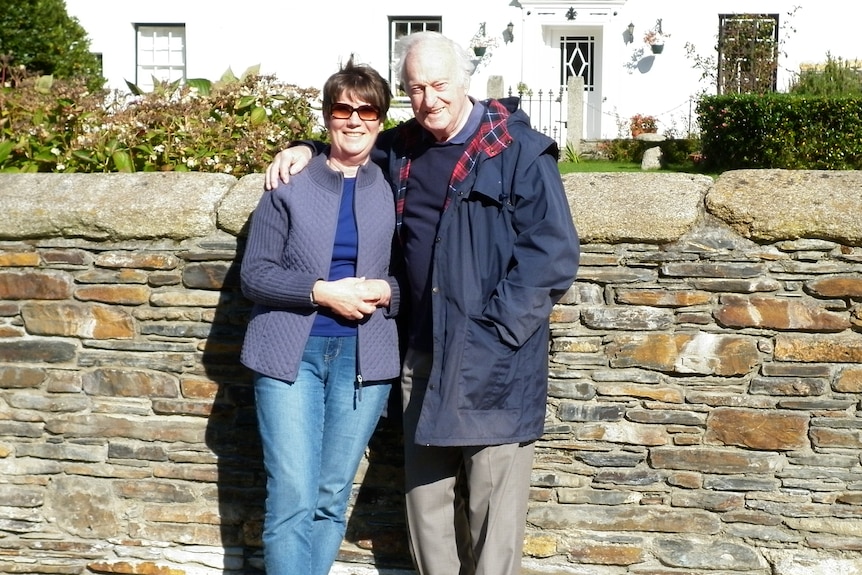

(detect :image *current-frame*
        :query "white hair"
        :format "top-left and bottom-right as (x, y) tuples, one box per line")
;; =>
(391, 31), (474, 91)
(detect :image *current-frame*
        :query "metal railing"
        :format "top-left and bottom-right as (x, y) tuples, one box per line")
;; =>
(508, 85), (569, 149)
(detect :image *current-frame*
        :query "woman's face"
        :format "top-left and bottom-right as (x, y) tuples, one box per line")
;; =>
(325, 91), (382, 167)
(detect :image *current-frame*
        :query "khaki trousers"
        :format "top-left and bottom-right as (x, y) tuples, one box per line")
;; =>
(401, 348), (536, 575)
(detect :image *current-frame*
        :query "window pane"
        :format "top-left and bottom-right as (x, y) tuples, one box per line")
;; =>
(136, 24), (186, 91)
(389, 17), (442, 92)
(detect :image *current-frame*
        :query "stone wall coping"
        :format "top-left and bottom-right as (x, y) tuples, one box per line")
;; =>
(0, 172), (235, 241)
(2, 170), (861, 247)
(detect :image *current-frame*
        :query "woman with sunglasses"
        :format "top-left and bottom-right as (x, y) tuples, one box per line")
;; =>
(240, 57), (400, 575)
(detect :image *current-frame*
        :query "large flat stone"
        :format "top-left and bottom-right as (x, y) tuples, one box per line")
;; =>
(707, 169), (862, 243)
(562, 173), (710, 244)
(0, 173), (234, 240)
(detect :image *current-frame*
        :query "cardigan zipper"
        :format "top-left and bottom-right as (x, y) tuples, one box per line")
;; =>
(352, 174), (364, 403)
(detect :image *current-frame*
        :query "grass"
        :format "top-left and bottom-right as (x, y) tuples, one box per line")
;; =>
(558, 158), (714, 175)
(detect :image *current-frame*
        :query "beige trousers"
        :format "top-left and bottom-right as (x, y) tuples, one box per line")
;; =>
(400, 348), (536, 575)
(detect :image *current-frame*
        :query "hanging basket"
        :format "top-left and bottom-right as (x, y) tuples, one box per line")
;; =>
(650, 44), (664, 54)
(473, 46), (487, 57)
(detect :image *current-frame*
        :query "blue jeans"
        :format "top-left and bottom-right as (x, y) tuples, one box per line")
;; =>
(254, 336), (391, 575)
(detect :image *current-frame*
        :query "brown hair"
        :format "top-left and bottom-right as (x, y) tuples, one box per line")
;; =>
(322, 55), (391, 120)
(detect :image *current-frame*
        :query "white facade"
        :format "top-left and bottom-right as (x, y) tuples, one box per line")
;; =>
(66, 0), (862, 140)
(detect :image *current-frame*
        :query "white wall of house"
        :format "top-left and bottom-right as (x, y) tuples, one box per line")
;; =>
(66, 0), (862, 140)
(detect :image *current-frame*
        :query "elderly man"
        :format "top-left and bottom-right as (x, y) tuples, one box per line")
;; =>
(264, 31), (579, 575)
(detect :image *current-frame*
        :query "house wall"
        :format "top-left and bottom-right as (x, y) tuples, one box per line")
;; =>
(1, 171), (862, 575)
(66, 0), (862, 139)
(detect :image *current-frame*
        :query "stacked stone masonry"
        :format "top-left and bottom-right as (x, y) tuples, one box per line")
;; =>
(0, 170), (861, 575)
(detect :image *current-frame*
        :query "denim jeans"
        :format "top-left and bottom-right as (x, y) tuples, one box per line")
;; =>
(254, 336), (391, 575)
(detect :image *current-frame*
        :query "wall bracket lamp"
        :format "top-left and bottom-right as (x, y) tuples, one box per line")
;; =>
(624, 22), (635, 44)
(503, 22), (515, 44)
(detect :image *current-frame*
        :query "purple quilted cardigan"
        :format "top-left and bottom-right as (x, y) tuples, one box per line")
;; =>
(240, 153), (401, 383)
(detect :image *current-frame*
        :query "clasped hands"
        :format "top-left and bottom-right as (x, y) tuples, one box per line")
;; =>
(312, 277), (391, 321)
(267, 148), (389, 321)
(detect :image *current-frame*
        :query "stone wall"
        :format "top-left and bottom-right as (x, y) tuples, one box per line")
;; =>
(0, 170), (861, 575)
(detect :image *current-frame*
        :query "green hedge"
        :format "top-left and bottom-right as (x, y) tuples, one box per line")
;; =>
(696, 94), (862, 170)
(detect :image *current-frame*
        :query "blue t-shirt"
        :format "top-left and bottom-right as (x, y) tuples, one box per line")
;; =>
(311, 176), (358, 336)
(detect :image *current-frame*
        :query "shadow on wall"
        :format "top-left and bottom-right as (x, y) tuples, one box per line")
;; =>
(200, 234), (412, 573)
(623, 48), (657, 74)
(200, 239), (264, 572)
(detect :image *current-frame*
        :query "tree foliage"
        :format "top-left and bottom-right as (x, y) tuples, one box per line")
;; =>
(0, 0), (104, 89)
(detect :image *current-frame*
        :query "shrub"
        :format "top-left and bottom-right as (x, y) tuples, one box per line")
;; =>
(0, 70), (322, 176)
(697, 93), (862, 170)
(597, 137), (700, 166)
(597, 138), (641, 162)
(790, 53), (862, 97)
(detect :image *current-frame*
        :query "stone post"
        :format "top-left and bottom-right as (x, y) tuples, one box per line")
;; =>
(567, 75), (584, 153)
(487, 75), (504, 100)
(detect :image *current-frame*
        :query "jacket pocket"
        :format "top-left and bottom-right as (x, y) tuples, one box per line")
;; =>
(458, 315), (518, 410)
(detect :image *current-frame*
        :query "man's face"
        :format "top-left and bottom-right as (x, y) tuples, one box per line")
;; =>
(404, 43), (471, 142)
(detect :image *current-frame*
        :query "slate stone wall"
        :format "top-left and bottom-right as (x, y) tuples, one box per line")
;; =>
(0, 171), (861, 575)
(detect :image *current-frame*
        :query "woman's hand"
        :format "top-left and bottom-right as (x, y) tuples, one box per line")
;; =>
(354, 278), (391, 308)
(312, 277), (389, 320)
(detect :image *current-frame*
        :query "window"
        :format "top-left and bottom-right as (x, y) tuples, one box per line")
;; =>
(135, 24), (186, 92)
(560, 35), (595, 91)
(389, 17), (442, 92)
(717, 14), (779, 94)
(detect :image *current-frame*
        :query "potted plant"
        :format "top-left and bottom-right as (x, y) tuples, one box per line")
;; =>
(643, 20), (669, 54)
(469, 23), (499, 58)
(629, 113), (658, 138)
(470, 35), (498, 57)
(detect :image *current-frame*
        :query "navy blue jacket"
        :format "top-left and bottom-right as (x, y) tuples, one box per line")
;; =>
(378, 98), (580, 446)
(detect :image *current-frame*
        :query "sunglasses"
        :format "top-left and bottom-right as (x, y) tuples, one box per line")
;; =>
(330, 103), (381, 121)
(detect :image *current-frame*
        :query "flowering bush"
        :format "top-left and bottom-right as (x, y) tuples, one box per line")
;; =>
(470, 35), (499, 49)
(469, 22), (499, 51)
(643, 30), (668, 46)
(643, 19), (669, 47)
(0, 68), (322, 176)
(629, 113), (658, 137)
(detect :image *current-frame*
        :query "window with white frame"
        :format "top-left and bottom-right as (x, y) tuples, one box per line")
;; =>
(389, 17), (442, 93)
(135, 24), (186, 92)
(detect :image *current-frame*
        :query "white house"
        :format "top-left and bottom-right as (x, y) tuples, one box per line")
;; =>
(65, 0), (862, 142)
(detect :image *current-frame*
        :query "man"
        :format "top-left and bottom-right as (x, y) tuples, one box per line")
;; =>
(264, 31), (579, 575)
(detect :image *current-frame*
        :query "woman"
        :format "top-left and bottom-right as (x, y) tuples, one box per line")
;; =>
(240, 58), (400, 575)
